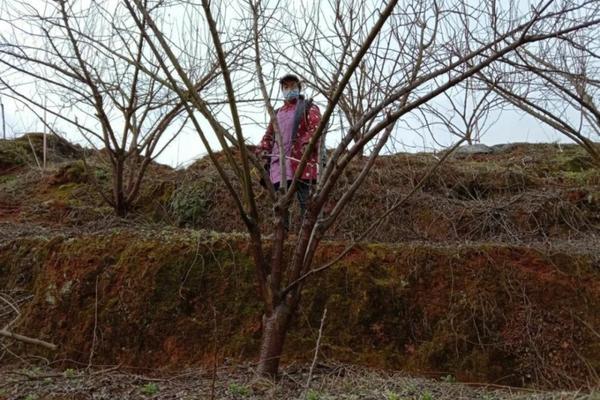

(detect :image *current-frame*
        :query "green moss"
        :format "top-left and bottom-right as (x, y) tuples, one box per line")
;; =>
(0, 236), (60, 290)
(52, 183), (79, 201)
(560, 169), (600, 186)
(0, 172), (21, 188)
(169, 176), (218, 227)
(53, 160), (89, 184)
(0, 138), (34, 169)
(133, 179), (176, 222)
(562, 155), (595, 171)
(536, 144), (600, 178)
(1, 231), (598, 389)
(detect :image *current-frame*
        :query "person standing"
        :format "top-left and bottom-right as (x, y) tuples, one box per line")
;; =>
(257, 74), (321, 228)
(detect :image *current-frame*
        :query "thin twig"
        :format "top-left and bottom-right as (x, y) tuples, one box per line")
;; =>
(305, 307), (327, 393)
(210, 304), (218, 400)
(26, 135), (42, 171)
(87, 275), (99, 369)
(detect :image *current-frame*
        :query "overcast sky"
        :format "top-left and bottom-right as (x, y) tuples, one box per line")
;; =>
(0, 0), (581, 168)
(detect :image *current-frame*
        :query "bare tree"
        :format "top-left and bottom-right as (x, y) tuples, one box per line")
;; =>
(269, 0), (426, 155)
(416, 77), (503, 146)
(0, 0), (222, 216)
(120, 0), (600, 378)
(475, 4), (600, 163)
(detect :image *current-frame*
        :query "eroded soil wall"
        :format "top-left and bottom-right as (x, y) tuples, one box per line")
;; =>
(1, 230), (598, 389)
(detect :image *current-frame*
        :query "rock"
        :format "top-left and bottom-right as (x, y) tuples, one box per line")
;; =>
(45, 283), (57, 305)
(454, 144), (494, 157)
(489, 142), (533, 153)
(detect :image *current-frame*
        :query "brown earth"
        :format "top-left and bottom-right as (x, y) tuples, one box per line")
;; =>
(0, 137), (599, 391)
(1, 138), (599, 243)
(0, 228), (598, 389)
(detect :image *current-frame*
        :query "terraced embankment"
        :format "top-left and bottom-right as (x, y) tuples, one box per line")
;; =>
(1, 136), (599, 391)
(1, 228), (598, 389)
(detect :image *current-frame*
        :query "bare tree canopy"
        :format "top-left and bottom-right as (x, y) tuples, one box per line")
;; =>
(477, 11), (600, 163)
(0, 0), (223, 215)
(415, 78), (503, 146)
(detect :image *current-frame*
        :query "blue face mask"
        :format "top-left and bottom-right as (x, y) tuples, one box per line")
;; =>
(284, 89), (300, 100)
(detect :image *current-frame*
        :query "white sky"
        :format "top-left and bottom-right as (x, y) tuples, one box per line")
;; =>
(1, 86), (559, 166)
(0, 0), (585, 168)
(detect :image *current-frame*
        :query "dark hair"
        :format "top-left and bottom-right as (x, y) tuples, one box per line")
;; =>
(279, 74), (302, 89)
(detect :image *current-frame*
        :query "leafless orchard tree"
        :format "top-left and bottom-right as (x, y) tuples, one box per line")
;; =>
(270, 0), (419, 155)
(475, 3), (600, 163)
(271, 1), (503, 151)
(120, 0), (600, 377)
(415, 78), (503, 146)
(0, 0), (224, 216)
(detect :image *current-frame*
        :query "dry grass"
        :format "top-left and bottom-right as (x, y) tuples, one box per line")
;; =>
(0, 363), (597, 400)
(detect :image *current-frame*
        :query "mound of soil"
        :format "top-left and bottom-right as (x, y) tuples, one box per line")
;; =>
(0, 133), (83, 174)
(174, 143), (600, 243)
(1, 139), (598, 244)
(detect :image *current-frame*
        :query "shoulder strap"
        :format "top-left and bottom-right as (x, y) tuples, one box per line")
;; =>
(291, 97), (315, 143)
(291, 98), (305, 143)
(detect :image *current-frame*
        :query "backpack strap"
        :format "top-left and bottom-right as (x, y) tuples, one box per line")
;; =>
(291, 98), (305, 143)
(291, 97), (314, 143)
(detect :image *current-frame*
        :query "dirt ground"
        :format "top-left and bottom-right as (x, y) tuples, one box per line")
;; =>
(1, 363), (598, 400)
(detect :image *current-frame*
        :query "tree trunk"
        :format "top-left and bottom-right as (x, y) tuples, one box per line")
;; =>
(113, 184), (128, 217)
(256, 303), (293, 378)
(115, 198), (128, 217)
(113, 157), (129, 217)
(466, 129), (473, 146)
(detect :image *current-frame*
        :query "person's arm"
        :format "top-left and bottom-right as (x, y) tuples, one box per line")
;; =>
(257, 119), (274, 157)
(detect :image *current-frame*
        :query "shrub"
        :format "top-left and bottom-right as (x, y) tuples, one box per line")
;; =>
(169, 177), (216, 227)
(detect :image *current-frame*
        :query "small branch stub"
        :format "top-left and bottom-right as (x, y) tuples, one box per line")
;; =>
(0, 329), (58, 351)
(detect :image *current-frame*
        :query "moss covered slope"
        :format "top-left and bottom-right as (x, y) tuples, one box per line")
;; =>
(1, 229), (598, 389)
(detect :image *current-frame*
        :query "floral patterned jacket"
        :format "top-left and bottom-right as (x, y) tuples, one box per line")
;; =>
(257, 98), (321, 182)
